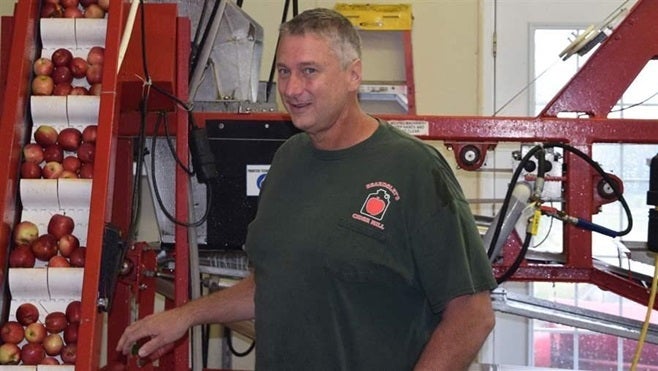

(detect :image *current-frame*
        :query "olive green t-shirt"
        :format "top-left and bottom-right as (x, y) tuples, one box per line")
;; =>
(246, 120), (497, 370)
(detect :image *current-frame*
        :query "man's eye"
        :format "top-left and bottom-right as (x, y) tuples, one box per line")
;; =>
(277, 68), (290, 76)
(303, 68), (317, 75)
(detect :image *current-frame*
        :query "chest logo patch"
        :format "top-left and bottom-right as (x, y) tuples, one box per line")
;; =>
(352, 181), (400, 230)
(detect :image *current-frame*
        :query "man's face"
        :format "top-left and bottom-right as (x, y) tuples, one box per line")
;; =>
(276, 33), (360, 136)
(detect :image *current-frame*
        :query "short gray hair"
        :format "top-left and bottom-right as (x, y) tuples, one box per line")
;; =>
(279, 8), (361, 68)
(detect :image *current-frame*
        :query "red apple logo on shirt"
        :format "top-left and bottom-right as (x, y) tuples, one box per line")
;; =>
(361, 190), (391, 220)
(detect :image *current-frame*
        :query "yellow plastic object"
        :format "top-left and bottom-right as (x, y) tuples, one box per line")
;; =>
(334, 3), (413, 30)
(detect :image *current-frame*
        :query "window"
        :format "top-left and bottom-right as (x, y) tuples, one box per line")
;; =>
(530, 27), (658, 370)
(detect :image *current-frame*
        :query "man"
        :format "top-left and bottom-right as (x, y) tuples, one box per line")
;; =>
(117, 8), (497, 370)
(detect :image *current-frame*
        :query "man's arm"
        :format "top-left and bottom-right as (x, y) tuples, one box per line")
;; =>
(414, 290), (495, 371)
(116, 273), (256, 359)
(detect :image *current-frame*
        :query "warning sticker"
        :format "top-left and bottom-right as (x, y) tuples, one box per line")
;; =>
(246, 165), (270, 196)
(388, 120), (429, 136)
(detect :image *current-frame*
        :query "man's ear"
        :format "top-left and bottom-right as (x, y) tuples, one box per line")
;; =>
(347, 58), (362, 91)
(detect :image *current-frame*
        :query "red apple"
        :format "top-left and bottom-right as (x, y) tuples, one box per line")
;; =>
(53, 82), (73, 96)
(13, 221), (39, 245)
(77, 142), (95, 163)
(20, 161), (42, 179)
(20, 342), (46, 365)
(89, 82), (102, 95)
(61, 0), (79, 7)
(9, 244), (36, 268)
(65, 301), (81, 324)
(62, 155), (82, 173)
(44, 311), (68, 333)
(48, 255), (71, 267)
(60, 343), (77, 364)
(79, 162), (94, 179)
(70, 86), (89, 95)
(58, 234), (80, 256)
(64, 6), (84, 18)
(32, 75), (54, 95)
(82, 125), (98, 143)
(69, 57), (88, 78)
(43, 333), (64, 356)
(43, 144), (64, 163)
(51, 48), (73, 67)
(34, 125), (59, 147)
(87, 46), (104, 65)
(33, 58), (54, 76)
(84, 3), (105, 18)
(58, 127), (82, 151)
(41, 3), (64, 18)
(41, 356), (60, 365)
(1, 321), (25, 344)
(16, 302), (40, 326)
(23, 143), (45, 164)
(42, 161), (64, 179)
(24, 322), (47, 343)
(52, 65), (73, 84)
(0, 343), (20, 365)
(48, 214), (75, 238)
(85, 63), (103, 84)
(63, 322), (78, 344)
(31, 233), (59, 261)
(69, 246), (86, 267)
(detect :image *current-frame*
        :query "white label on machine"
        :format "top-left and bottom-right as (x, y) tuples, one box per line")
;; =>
(246, 165), (271, 196)
(388, 120), (430, 136)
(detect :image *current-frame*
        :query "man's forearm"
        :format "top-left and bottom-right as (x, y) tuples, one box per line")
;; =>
(414, 291), (495, 370)
(184, 273), (256, 327)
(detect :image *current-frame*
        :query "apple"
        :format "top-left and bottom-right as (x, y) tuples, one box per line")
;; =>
(43, 333), (64, 356)
(32, 75), (54, 95)
(34, 125), (59, 147)
(70, 57), (88, 78)
(48, 214), (75, 238)
(82, 125), (98, 143)
(84, 3), (105, 18)
(43, 144), (64, 163)
(41, 357), (60, 365)
(13, 220), (39, 245)
(65, 301), (81, 324)
(58, 234), (80, 256)
(48, 255), (71, 267)
(44, 311), (68, 333)
(32, 233), (59, 261)
(87, 46), (104, 65)
(23, 143), (45, 164)
(16, 302), (40, 326)
(20, 161), (42, 179)
(60, 343), (77, 364)
(42, 161), (64, 179)
(58, 127), (82, 151)
(0, 343), (20, 365)
(80, 0), (98, 6)
(51, 48), (73, 67)
(79, 162), (94, 179)
(89, 82), (102, 96)
(64, 6), (84, 18)
(98, 0), (109, 11)
(70, 86), (89, 95)
(25, 322), (47, 343)
(9, 244), (36, 268)
(69, 246), (86, 267)
(61, 0), (80, 7)
(63, 322), (78, 344)
(1, 321), (25, 344)
(41, 3), (64, 18)
(85, 63), (103, 84)
(52, 65), (73, 84)
(33, 58), (54, 76)
(62, 155), (82, 173)
(20, 342), (46, 365)
(77, 142), (95, 163)
(53, 82), (73, 96)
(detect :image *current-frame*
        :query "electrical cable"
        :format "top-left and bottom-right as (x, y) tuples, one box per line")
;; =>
(189, 0), (224, 81)
(630, 253), (658, 371)
(190, 0), (212, 72)
(225, 327), (256, 357)
(489, 143), (634, 283)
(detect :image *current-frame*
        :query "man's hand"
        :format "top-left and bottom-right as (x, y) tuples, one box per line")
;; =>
(116, 307), (191, 360)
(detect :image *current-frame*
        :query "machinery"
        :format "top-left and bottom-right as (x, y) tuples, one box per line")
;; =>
(0, 0), (657, 370)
